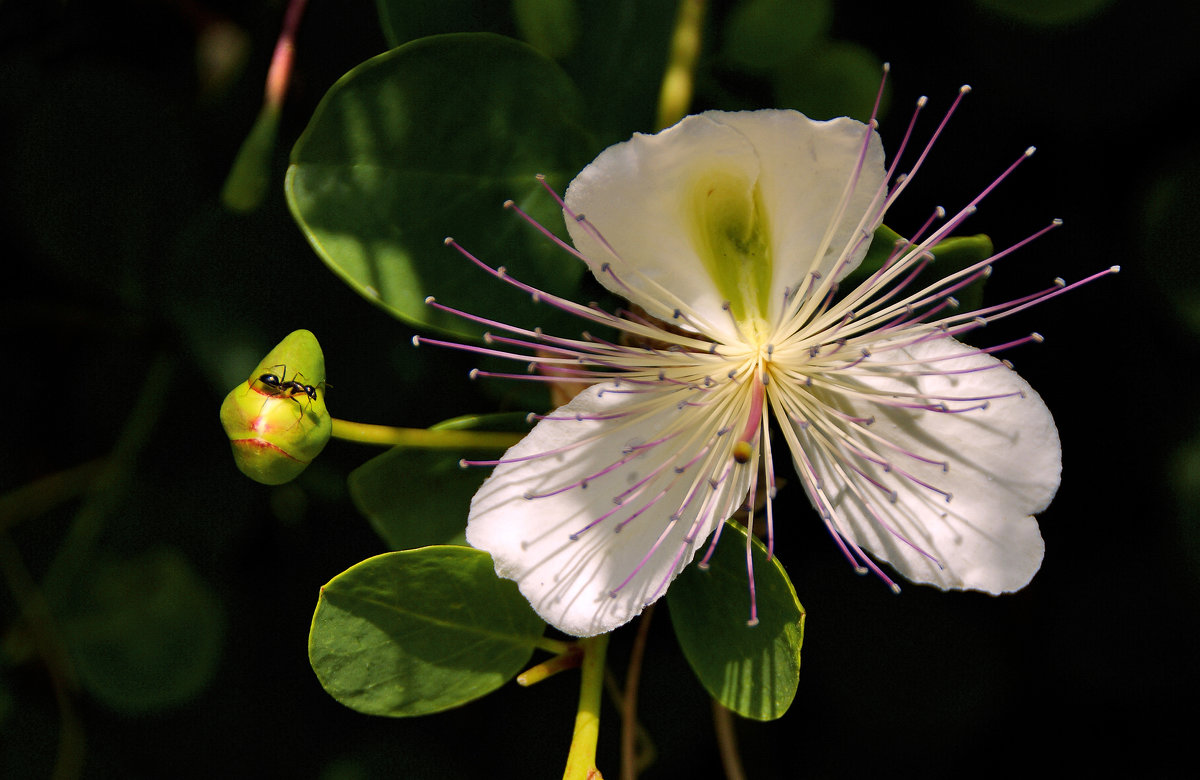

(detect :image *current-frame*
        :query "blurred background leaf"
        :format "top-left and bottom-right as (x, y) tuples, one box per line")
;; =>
(513, 0), (582, 59)
(722, 0), (831, 72)
(61, 548), (224, 713)
(974, 0), (1116, 26)
(375, 0), (514, 47)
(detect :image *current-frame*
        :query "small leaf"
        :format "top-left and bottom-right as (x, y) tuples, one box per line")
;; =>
(923, 233), (994, 313)
(286, 33), (594, 339)
(850, 226), (993, 314)
(220, 105), (280, 213)
(667, 522), (805, 721)
(309, 547), (546, 717)
(349, 447), (479, 549)
(853, 223), (905, 280)
(348, 413), (530, 551)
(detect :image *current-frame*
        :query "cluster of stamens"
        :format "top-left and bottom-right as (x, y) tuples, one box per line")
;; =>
(415, 77), (1118, 623)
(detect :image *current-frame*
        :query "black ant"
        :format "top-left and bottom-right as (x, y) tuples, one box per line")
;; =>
(256, 365), (320, 405)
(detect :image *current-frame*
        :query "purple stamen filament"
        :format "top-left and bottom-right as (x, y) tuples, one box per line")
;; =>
(415, 82), (1118, 623)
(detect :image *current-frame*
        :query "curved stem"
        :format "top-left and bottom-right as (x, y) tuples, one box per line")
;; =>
(563, 633), (610, 780)
(712, 700), (747, 780)
(620, 605), (655, 780)
(330, 419), (522, 449)
(655, 0), (707, 131)
(0, 529), (85, 780)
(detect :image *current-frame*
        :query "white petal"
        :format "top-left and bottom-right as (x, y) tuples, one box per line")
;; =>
(563, 110), (886, 339)
(703, 111), (887, 290)
(564, 114), (762, 340)
(467, 383), (752, 636)
(794, 336), (1059, 593)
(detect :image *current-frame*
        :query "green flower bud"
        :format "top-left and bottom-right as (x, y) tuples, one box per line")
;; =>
(220, 330), (332, 485)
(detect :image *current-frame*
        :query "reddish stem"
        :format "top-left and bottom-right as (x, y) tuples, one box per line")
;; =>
(265, 0), (308, 109)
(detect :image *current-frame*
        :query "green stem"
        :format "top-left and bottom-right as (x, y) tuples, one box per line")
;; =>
(535, 636), (575, 656)
(518, 644), (582, 687)
(655, 0), (707, 131)
(330, 418), (523, 449)
(563, 633), (610, 780)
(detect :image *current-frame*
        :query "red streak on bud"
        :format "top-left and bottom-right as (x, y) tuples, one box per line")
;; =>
(230, 437), (305, 463)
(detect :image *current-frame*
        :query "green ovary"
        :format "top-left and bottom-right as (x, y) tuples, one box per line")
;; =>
(686, 168), (773, 330)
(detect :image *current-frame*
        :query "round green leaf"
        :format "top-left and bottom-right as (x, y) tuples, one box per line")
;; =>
(286, 33), (595, 339)
(309, 547), (546, 717)
(220, 105), (280, 213)
(667, 522), (805, 721)
(61, 548), (225, 713)
(348, 413), (530, 551)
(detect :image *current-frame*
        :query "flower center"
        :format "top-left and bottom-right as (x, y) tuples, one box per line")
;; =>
(686, 168), (773, 333)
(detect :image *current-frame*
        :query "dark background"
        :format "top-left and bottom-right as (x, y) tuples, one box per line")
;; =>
(1, 0), (1195, 777)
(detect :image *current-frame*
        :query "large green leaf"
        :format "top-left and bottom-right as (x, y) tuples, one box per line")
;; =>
(286, 33), (595, 339)
(667, 522), (805, 721)
(348, 412), (530, 551)
(309, 547), (545, 717)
